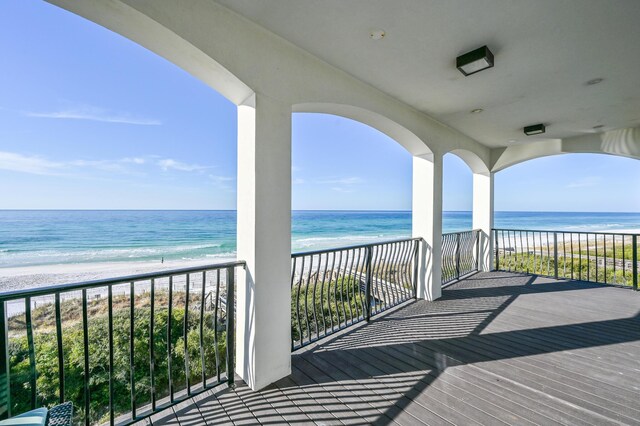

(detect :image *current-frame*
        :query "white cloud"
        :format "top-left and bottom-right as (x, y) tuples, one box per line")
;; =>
(157, 159), (208, 172)
(208, 175), (235, 182)
(317, 176), (364, 185)
(566, 176), (602, 188)
(24, 105), (161, 126)
(0, 151), (213, 180)
(208, 175), (235, 192)
(122, 157), (146, 164)
(331, 187), (354, 193)
(0, 151), (62, 175)
(293, 178), (306, 185)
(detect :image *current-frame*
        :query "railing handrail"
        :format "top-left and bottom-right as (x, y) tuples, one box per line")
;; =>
(0, 260), (246, 302)
(442, 229), (481, 237)
(291, 237), (420, 350)
(292, 237), (422, 258)
(492, 227), (640, 237)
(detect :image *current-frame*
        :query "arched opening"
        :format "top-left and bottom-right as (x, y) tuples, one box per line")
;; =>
(439, 148), (493, 283)
(442, 153), (474, 232)
(289, 111), (425, 348)
(495, 153), (640, 218)
(1, 1), (245, 422)
(494, 153), (640, 285)
(291, 112), (414, 251)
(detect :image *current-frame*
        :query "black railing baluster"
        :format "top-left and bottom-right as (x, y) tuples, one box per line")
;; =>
(82, 289), (90, 426)
(553, 232), (559, 279)
(328, 252), (337, 332)
(150, 278), (156, 410)
(595, 234), (599, 282)
(293, 256), (303, 348)
(613, 234), (617, 283)
(0, 301), (8, 420)
(129, 282), (136, 420)
(337, 251), (347, 329)
(570, 233), (574, 280)
(108, 286), (114, 426)
(167, 276), (174, 403)
(494, 229), (499, 270)
(476, 230), (480, 271)
(225, 267), (235, 388)
(342, 249), (355, 325)
(310, 253), (321, 339)
(381, 243), (394, 310)
(412, 241), (419, 298)
(25, 297), (36, 409)
(579, 233), (583, 281)
(384, 244), (396, 308)
(303, 254), (313, 342)
(199, 272), (206, 389)
(54, 293), (64, 405)
(603, 235), (607, 283)
(490, 228), (640, 288)
(455, 233), (461, 279)
(0, 262), (244, 425)
(398, 240), (411, 298)
(525, 231), (531, 273)
(184, 274), (191, 395)
(365, 246), (372, 321)
(213, 272), (221, 382)
(633, 235), (638, 291)
(587, 233), (591, 281)
(290, 238), (421, 350)
(519, 231), (524, 272)
(562, 233), (566, 278)
(318, 253), (329, 337)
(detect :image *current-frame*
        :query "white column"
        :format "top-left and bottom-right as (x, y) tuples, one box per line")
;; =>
(412, 153), (443, 301)
(472, 172), (494, 271)
(236, 93), (292, 390)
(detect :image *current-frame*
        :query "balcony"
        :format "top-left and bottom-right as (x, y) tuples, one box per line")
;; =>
(1, 232), (638, 425)
(2, 1), (640, 424)
(152, 270), (640, 425)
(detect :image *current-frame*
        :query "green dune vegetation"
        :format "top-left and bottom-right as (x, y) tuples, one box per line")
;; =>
(8, 291), (228, 425)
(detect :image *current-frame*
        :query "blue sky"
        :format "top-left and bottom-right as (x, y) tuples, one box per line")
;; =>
(0, 1), (638, 212)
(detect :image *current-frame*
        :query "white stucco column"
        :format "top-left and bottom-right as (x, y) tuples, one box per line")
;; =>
(412, 153), (443, 301)
(236, 93), (291, 390)
(472, 172), (494, 271)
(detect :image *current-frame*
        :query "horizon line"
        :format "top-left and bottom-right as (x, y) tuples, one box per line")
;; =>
(0, 209), (638, 214)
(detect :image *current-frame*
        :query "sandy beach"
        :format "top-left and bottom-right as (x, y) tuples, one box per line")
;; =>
(0, 257), (237, 293)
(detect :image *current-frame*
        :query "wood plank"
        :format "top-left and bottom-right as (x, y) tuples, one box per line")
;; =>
(167, 272), (640, 426)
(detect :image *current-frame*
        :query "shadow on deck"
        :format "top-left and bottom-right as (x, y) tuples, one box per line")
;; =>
(146, 272), (640, 426)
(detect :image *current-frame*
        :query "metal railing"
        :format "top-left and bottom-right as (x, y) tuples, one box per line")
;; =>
(494, 228), (639, 289)
(441, 230), (480, 285)
(291, 238), (420, 350)
(0, 261), (245, 426)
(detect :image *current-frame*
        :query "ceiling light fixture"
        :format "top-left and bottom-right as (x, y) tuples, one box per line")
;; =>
(585, 78), (603, 86)
(470, 108), (483, 114)
(456, 45), (494, 76)
(369, 29), (385, 40)
(524, 123), (545, 135)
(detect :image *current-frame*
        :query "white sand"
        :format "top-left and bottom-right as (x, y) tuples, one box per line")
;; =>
(0, 257), (236, 293)
(1, 258), (237, 317)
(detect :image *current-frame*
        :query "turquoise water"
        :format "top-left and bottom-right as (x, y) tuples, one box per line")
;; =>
(0, 210), (639, 268)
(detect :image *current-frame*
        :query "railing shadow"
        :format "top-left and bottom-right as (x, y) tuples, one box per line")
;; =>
(175, 271), (640, 425)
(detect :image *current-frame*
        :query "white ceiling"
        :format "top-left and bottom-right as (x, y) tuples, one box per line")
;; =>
(215, 0), (640, 148)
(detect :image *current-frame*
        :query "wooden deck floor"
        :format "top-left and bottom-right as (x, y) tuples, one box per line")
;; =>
(144, 272), (640, 425)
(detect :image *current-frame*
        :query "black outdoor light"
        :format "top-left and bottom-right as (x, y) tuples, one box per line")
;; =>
(456, 45), (494, 76)
(524, 123), (546, 136)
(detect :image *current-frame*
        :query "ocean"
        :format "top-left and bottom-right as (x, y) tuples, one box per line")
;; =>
(1, 210), (639, 268)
